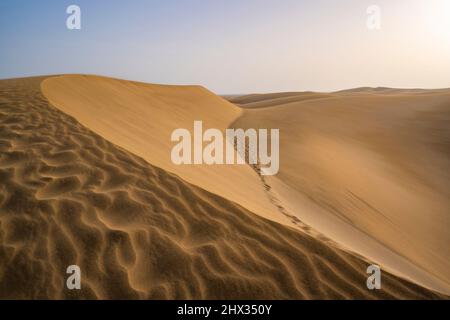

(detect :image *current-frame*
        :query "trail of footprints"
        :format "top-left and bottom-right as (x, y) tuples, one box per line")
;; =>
(0, 77), (443, 299)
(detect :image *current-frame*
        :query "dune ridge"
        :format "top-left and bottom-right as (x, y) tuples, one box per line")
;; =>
(0, 76), (446, 299)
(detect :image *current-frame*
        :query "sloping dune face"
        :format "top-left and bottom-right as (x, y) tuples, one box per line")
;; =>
(232, 90), (450, 294)
(2, 77), (446, 299)
(41, 75), (285, 226)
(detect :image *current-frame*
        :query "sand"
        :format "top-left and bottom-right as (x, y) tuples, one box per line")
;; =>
(0, 76), (447, 299)
(41, 75), (285, 226)
(231, 89), (450, 295)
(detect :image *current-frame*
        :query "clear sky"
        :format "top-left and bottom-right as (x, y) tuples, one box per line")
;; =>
(1, 0), (449, 93)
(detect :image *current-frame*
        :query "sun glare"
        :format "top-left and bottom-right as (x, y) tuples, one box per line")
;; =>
(421, 0), (450, 40)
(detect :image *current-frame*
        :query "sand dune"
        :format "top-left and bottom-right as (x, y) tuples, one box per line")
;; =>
(228, 92), (335, 108)
(334, 87), (450, 95)
(41, 75), (286, 226)
(0, 77), (445, 299)
(232, 90), (450, 295)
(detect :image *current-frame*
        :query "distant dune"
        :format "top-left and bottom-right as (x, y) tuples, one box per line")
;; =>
(228, 92), (335, 108)
(232, 89), (450, 295)
(0, 76), (447, 299)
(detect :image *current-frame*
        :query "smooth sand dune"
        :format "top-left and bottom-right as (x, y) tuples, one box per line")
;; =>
(228, 92), (335, 108)
(232, 90), (450, 295)
(334, 87), (450, 96)
(41, 75), (286, 226)
(0, 77), (445, 299)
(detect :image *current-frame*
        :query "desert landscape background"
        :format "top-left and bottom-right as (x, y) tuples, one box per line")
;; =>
(0, 74), (448, 299)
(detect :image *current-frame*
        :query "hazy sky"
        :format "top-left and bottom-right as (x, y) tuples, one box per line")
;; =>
(1, 0), (449, 93)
